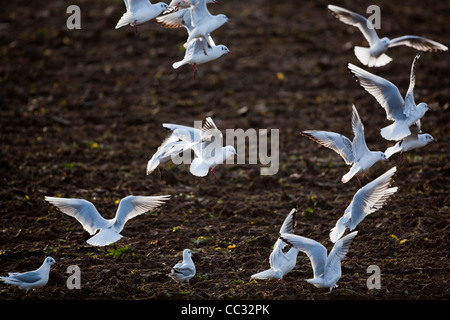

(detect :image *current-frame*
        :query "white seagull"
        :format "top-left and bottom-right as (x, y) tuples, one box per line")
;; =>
(116, 0), (168, 30)
(348, 54), (429, 141)
(168, 249), (196, 289)
(172, 36), (231, 78)
(147, 117), (235, 179)
(184, 0), (228, 49)
(45, 195), (170, 246)
(0, 257), (56, 292)
(330, 167), (398, 243)
(384, 126), (434, 160)
(251, 209), (299, 280)
(328, 4), (448, 67)
(279, 231), (358, 291)
(188, 117), (236, 179)
(146, 122), (202, 175)
(301, 105), (387, 183)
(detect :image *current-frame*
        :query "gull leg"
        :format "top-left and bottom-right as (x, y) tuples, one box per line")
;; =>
(400, 151), (405, 166)
(192, 63), (198, 79)
(200, 39), (207, 55)
(355, 174), (362, 187)
(158, 167), (162, 180)
(210, 167), (217, 180)
(133, 21), (139, 37)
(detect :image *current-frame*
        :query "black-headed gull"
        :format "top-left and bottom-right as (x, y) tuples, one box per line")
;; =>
(348, 54), (429, 141)
(330, 167), (398, 243)
(116, 0), (168, 30)
(301, 105), (387, 183)
(180, 0), (228, 51)
(251, 209), (299, 280)
(168, 249), (196, 289)
(147, 117), (235, 179)
(146, 121), (202, 175)
(384, 126), (434, 160)
(173, 36), (231, 78)
(189, 117), (236, 179)
(328, 4), (448, 67)
(45, 195), (170, 246)
(0, 257), (56, 292)
(280, 231), (358, 291)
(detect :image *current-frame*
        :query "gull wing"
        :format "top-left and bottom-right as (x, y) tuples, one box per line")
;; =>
(388, 35), (448, 52)
(347, 167), (398, 230)
(350, 105), (371, 160)
(348, 63), (406, 122)
(45, 196), (106, 235)
(404, 54), (420, 118)
(280, 233), (327, 278)
(301, 130), (354, 165)
(113, 195), (170, 232)
(324, 231), (358, 284)
(328, 5), (380, 46)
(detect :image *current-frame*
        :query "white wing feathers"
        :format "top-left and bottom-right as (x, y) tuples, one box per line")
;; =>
(44, 197), (106, 235)
(114, 195), (171, 232)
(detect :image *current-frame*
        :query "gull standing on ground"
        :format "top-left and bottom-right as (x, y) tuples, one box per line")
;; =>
(280, 232), (358, 291)
(348, 54), (429, 141)
(301, 105), (387, 183)
(45, 195), (170, 246)
(168, 249), (196, 289)
(116, 0), (168, 30)
(384, 126), (434, 160)
(251, 209), (299, 280)
(330, 167), (398, 243)
(328, 4), (448, 67)
(0, 257), (56, 292)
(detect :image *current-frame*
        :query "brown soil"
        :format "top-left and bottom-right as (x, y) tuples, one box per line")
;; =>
(0, 0), (449, 301)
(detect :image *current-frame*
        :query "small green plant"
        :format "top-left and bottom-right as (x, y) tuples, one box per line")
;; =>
(106, 245), (130, 257)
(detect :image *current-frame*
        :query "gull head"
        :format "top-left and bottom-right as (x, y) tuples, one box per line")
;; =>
(380, 37), (390, 45)
(417, 102), (429, 116)
(217, 45), (231, 56)
(44, 257), (56, 266)
(217, 14), (229, 24)
(378, 151), (388, 161)
(223, 145), (237, 161)
(423, 134), (434, 143)
(183, 249), (193, 259)
(158, 2), (169, 10)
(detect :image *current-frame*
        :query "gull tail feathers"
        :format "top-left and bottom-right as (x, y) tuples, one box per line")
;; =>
(87, 229), (123, 246)
(329, 214), (350, 243)
(172, 60), (186, 69)
(250, 269), (281, 280)
(384, 143), (402, 159)
(146, 158), (160, 175)
(115, 14), (132, 29)
(381, 123), (411, 141)
(354, 46), (392, 67)
(341, 164), (360, 183)
(190, 158), (210, 177)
